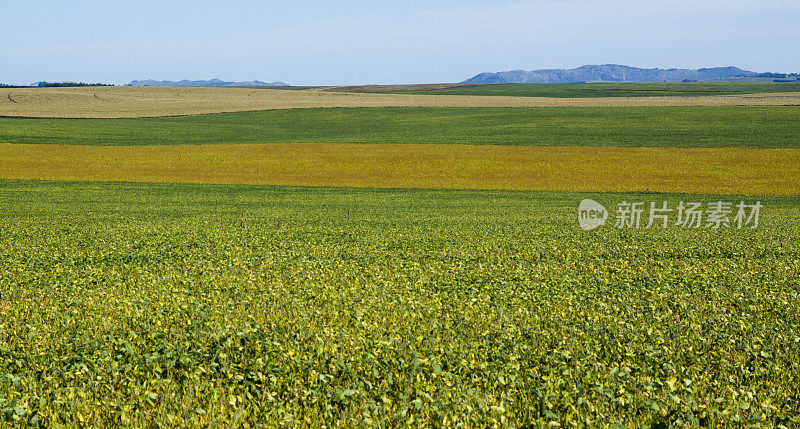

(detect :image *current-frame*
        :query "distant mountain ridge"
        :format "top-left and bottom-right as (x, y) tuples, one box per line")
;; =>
(463, 65), (758, 84)
(127, 78), (289, 87)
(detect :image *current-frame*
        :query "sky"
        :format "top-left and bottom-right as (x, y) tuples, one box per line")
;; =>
(2, 0), (799, 86)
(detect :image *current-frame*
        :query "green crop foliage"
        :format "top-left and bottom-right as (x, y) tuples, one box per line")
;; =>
(1, 106), (799, 148)
(1, 180), (798, 427)
(403, 82), (800, 98)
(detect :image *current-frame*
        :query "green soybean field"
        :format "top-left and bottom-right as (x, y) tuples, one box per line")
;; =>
(1, 181), (798, 427)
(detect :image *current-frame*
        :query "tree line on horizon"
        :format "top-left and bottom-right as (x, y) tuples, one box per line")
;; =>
(0, 82), (114, 88)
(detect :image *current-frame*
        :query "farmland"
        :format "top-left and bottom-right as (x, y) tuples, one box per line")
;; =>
(2, 143), (798, 195)
(2, 106), (800, 148)
(1, 181), (799, 427)
(2, 86), (800, 119)
(398, 82), (800, 98)
(1, 83), (799, 427)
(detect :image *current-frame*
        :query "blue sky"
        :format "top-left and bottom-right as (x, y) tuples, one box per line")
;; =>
(2, 0), (799, 85)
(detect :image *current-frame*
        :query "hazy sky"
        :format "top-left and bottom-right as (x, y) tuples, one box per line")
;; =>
(2, 0), (799, 85)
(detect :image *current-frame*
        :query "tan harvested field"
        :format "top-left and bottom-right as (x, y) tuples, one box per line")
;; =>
(2, 86), (800, 118)
(316, 83), (483, 92)
(2, 143), (797, 195)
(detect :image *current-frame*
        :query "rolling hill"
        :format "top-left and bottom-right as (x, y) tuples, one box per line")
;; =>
(127, 78), (288, 87)
(464, 64), (757, 84)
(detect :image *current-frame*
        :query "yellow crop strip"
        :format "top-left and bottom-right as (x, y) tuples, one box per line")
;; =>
(2, 86), (800, 118)
(1, 143), (798, 195)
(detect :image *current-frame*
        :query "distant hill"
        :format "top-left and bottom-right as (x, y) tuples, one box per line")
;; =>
(1, 81), (114, 88)
(127, 79), (289, 87)
(31, 81), (113, 88)
(463, 65), (758, 84)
